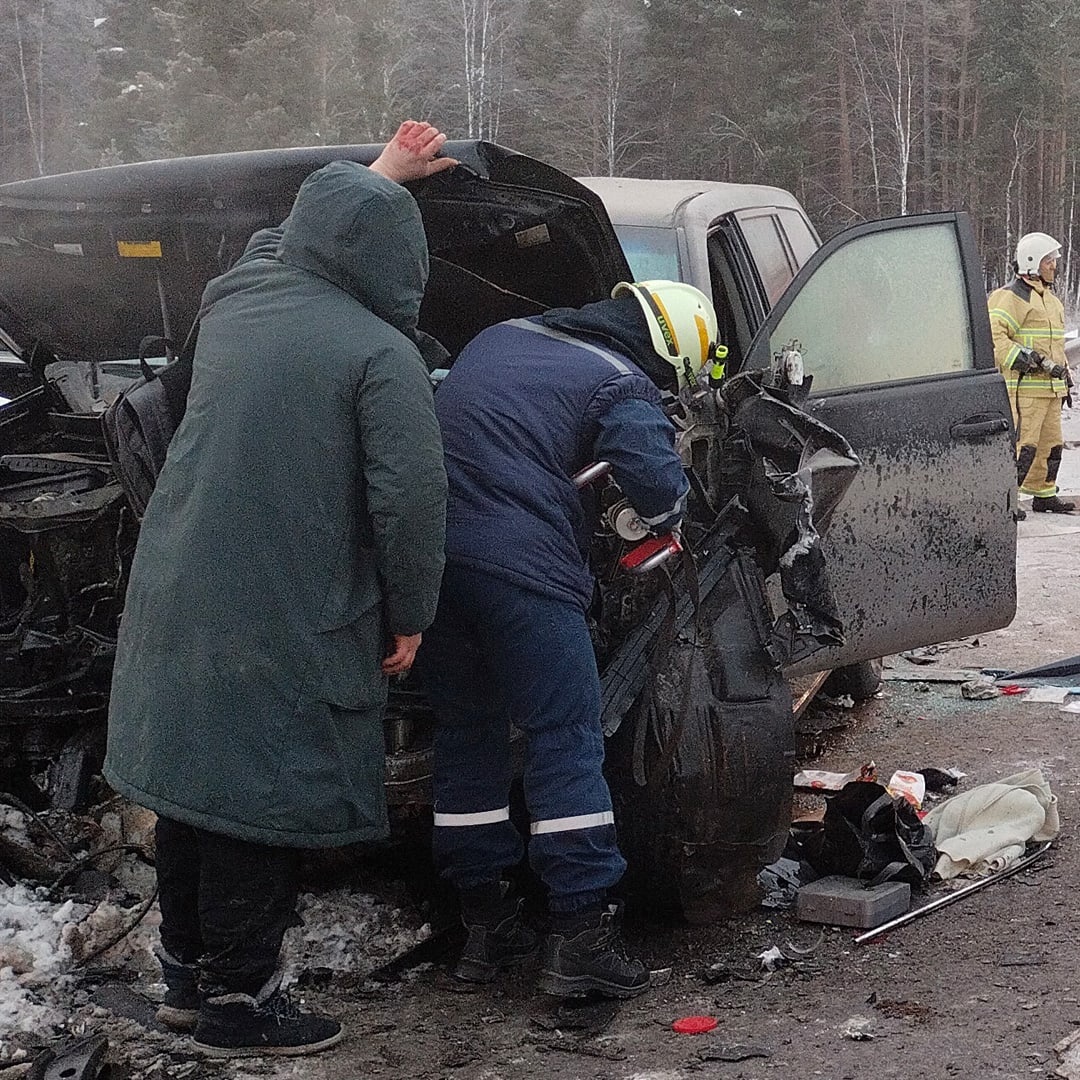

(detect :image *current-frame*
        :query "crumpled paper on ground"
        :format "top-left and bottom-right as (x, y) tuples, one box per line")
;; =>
(886, 769), (926, 808)
(961, 678), (1001, 700)
(793, 762), (877, 790)
(923, 768), (1059, 879)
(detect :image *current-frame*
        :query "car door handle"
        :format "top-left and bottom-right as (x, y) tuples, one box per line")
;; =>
(951, 417), (1009, 440)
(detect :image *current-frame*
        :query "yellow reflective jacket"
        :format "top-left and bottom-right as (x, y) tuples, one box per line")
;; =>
(987, 277), (1068, 399)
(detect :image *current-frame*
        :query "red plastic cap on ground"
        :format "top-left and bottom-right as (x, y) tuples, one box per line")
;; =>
(672, 1015), (718, 1035)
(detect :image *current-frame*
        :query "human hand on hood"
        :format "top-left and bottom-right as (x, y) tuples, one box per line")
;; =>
(370, 121), (458, 184)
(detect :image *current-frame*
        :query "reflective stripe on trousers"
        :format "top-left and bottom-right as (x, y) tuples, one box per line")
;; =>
(417, 564), (626, 912)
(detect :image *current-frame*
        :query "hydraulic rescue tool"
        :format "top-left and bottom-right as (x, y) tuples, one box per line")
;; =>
(1013, 347), (1068, 380)
(572, 460), (682, 575)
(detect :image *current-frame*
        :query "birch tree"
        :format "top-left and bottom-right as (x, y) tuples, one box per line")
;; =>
(438, 0), (518, 139)
(11, 0), (47, 174)
(548, 0), (649, 176)
(842, 0), (917, 216)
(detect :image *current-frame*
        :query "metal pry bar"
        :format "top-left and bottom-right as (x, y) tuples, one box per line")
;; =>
(854, 841), (1053, 945)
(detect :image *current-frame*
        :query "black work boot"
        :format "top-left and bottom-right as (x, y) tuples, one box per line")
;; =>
(1032, 495), (1077, 513)
(154, 948), (199, 1033)
(538, 903), (650, 999)
(455, 882), (539, 983)
(193, 974), (343, 1058)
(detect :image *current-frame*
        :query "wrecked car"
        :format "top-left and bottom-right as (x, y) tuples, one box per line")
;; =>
(0, 143), (1017, 917)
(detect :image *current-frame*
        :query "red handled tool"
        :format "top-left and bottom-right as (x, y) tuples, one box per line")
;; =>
(572, 461), (682, 575)
(618, 532), (682, 575)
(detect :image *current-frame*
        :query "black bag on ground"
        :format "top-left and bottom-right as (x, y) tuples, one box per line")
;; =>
(101, 331), (195, 518)
(809, 780), (935, 886)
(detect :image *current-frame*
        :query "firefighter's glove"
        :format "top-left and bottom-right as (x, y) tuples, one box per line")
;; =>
(1011, 349), (1041, 375)
(1048, 362), (1069, 380)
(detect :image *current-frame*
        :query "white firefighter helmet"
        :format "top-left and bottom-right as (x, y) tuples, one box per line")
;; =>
(1016, 232), (1061, 278)
(612, 279), (720, 388)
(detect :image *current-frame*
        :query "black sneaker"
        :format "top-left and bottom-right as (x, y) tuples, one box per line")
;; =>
(154, 949), (199, 1033)
(1032, 495), (1077, 513)
(538, 903), (650, 999)
(455, 883), (539, 983)
(193, 980), (343, 1058)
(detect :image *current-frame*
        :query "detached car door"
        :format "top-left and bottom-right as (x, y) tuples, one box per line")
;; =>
(740, 213), (1017, 672)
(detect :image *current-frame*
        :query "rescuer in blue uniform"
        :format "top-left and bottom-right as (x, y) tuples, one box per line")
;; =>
(420, 280), (723, 998)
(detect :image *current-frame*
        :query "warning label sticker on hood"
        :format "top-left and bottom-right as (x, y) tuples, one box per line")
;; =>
(117, 240), (162, 258)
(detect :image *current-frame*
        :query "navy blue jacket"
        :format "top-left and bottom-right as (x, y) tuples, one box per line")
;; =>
(435, 315), (688, 609)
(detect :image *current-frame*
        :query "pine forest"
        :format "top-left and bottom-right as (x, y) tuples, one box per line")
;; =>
(2, 0), (1079, 294)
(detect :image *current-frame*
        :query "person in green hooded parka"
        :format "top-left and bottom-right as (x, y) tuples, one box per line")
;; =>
(103, 122), (454, 1057)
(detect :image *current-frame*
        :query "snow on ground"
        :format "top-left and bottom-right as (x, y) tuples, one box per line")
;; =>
(0, 878), (164, 1037)
(0, 872), (428, 1040)
(285, 888), (431, 982)
(0, 884), (80, 1033)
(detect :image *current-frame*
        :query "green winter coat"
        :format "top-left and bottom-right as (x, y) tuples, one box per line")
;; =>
(104, 161), (447, 847)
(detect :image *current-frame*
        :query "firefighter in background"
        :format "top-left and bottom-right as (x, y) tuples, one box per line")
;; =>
(988, 232), (1076, 514)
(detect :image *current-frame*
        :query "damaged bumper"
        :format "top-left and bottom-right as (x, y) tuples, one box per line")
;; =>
(600, 371), (860, 922)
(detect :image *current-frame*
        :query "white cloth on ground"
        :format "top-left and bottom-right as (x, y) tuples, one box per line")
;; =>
(923, 768), (1059, 879)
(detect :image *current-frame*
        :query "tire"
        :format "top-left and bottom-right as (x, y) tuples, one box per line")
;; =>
(822, 658), (884, 703)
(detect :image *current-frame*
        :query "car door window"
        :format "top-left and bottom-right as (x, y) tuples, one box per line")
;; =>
(776, 208), (819, 269)
(767, 222), (973, 392)
(736, 212), (797, 307)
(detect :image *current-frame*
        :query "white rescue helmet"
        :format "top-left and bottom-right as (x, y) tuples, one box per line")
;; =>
(612, 279), (721, 389)
(1016, 232), (1061, 278)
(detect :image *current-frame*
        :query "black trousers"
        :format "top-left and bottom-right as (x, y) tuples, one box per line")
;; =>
(155, 816), (300, 997)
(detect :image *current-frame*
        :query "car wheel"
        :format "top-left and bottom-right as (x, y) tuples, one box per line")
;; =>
(822, 658), (884, 702)
(604, 661), (794, 924)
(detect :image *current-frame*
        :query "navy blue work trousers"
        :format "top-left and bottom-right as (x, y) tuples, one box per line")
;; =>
(418, 564), (626, 913)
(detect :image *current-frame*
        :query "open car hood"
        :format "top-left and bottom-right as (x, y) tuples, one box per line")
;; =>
(0, 141), (632, 365)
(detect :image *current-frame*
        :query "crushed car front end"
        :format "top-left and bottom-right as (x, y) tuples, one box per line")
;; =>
(0, 145), (860, 919)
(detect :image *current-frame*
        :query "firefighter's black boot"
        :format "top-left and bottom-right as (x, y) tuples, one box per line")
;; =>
(537, 903), (650, 999)
(1034, 446), (1075, 511)
(1032, 495), (1077, 513)
(193, 973), (343, 1058)
(454, 882), (539, 983)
